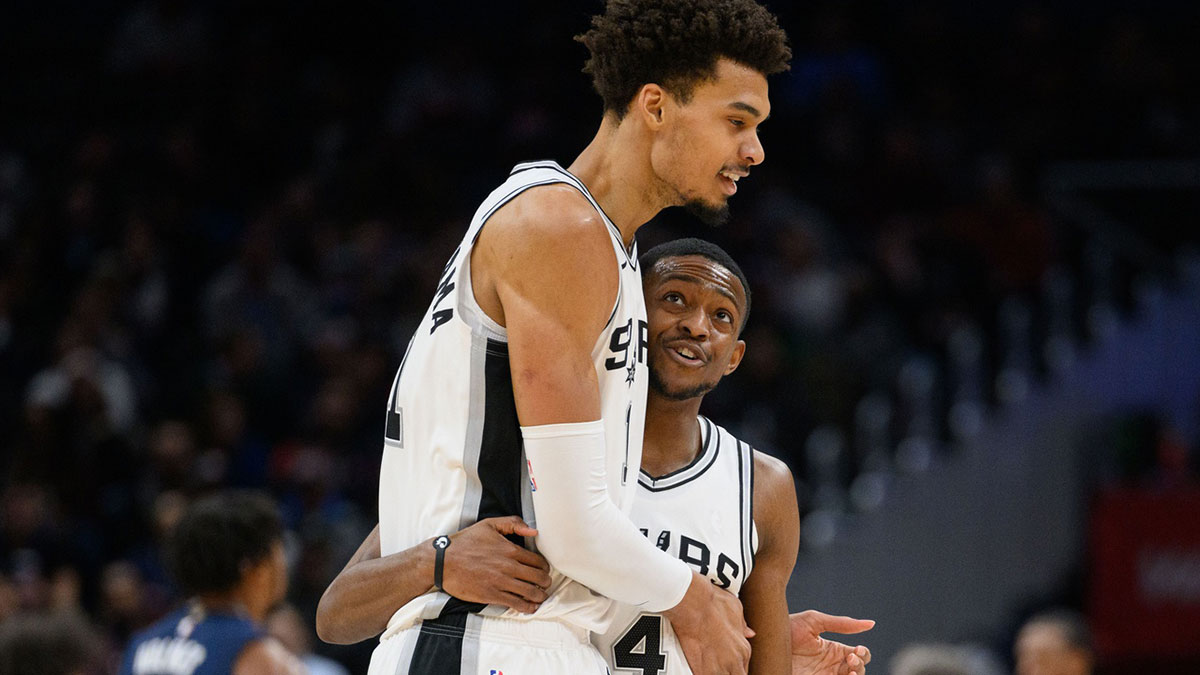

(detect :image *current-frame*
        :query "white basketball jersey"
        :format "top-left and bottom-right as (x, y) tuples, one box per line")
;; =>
(592, 417), (759, 675)
(377, 160), (649, 637)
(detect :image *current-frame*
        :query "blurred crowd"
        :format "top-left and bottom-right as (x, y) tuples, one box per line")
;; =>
(1, 1), (1198, 671)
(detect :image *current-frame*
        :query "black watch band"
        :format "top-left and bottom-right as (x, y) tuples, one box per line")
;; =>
(432, 535), (451, 591)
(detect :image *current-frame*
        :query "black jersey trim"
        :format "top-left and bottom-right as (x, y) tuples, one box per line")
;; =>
(748, 444), (757, 568)
(737, 440), (748, 577)
(408, 612), (468, 675)
(474, 338), (524, 534)
(638, 416), (721, 491)
(736, 440), (757, 575)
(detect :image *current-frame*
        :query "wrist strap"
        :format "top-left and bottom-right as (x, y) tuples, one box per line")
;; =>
(432, 535), (451, 591)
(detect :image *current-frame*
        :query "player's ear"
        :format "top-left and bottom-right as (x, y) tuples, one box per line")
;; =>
(635, 83), (667, 128)
(725, 340), (746, 375)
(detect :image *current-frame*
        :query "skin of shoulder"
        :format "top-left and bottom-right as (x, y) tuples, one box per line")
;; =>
(471, 183), (618, 328)
(233, 637), (306, 675)
(742, 448), (801, 675)
(471, 183), (623, 425)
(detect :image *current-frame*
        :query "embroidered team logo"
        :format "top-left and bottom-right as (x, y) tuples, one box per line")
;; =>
(527, 459), (537, 492)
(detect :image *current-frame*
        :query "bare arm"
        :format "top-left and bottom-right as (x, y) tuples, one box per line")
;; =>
(742, 452), (875, 675)
(316, 524), (419, 645)
(233, 637), (307, 675)
(316, 519), (552, 645)
(476, 185), (614, 426)
(743, 451), (801, 675)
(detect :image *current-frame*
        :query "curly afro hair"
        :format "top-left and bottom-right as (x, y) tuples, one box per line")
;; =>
(576, 0), (791, 118)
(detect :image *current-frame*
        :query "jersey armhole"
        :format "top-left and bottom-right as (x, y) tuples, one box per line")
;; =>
(460, 177), (624, 339)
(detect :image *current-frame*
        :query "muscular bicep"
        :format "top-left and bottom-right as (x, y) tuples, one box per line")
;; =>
(478, 186), (619, 425)
(744, 451), (801, 675)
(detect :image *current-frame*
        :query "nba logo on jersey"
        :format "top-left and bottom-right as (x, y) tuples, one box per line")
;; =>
(490, 670), (504, 675)
(527, 459), (537, 492)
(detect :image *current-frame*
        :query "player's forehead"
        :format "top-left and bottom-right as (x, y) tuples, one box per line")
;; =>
(688, 58), (771, 118)
(646, 254), (746, 309)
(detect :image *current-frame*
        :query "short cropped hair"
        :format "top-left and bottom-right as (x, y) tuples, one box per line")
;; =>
(168, 491), (283, 596)
(1024, 609), (1094, 655)
(577, 0), (791, 117)
(640, 237), (752, 331)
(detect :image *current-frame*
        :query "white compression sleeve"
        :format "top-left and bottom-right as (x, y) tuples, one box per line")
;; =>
(522, 420), (692, 612)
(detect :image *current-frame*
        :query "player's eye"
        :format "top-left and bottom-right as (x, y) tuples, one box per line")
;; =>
(715, 310), (733, 323)
(664, 292), (684, 305)
(729, 118), (745, 128)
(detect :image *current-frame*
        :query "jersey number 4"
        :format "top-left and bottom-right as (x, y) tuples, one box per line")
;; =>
(613, 614), (667, 675)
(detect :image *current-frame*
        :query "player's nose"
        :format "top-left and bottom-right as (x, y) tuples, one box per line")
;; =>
(678, 307), (710, 339)
(743, 130), (764, 166)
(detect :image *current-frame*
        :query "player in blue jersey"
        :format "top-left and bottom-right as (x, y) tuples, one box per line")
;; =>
(319, 240), (874, 675)
(118, 491), (304, 675)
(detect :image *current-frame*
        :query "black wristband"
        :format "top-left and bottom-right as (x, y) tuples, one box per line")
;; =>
(432, 535), (451, 591)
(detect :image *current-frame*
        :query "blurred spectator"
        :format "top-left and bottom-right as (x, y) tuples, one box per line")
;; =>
(890, 642), (1004, 675)
(0, 611), (105, 675)
(267, 603), (350, 675)
(1013, 609), (1094, 675)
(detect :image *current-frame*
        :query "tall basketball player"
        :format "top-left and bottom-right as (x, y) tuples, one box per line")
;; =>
(372, 2), (791, 674)
(325, 240), (873, 675)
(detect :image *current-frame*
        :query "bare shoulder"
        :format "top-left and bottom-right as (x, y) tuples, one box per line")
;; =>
(233, 637), (306, 675)
(752, 449), (795, 501)
(483, 183), (608, 251)
(475, 182), (618, 327)
(751, 449), (800, 550)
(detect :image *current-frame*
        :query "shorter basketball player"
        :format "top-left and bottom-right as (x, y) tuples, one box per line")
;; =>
(319, 239), (873, 675)
(118, 491), (305, 675)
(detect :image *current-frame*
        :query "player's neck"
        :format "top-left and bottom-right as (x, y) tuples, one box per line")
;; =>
(194, 593), (259, 621)
(568, 114), (672, 249)
(641, 394), (704, 478)
(197, 583), (269, 622)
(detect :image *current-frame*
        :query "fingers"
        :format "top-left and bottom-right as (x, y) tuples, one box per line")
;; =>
(509, 545), (551, 574)
(510, 559), (553, 590)
(485, 515), (538, 538)
(846, 650), (866, 675)
(856, 644), (871, 664)
(493, 590), (541, 615)
(501, 576), (549, 605)
(794, 610), (876, 635)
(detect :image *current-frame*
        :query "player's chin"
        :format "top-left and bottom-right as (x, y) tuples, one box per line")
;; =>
(683, 198), (730, 227)
(650, 371), (717, 402)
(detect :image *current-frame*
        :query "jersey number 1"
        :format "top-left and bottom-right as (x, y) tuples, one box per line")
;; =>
(613, 614), (666, 675)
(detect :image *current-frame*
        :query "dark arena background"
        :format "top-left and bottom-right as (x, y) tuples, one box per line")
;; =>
(2, 1), (1199, 673)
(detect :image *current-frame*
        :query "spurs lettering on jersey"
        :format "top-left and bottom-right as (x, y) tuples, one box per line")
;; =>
(605, 317), (649, 383)
(640, 528), (742, 590)
(593, 417), (758, 675)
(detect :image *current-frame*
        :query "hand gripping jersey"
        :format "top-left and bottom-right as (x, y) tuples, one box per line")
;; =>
(118, 604), (263, 675)
(377, 161), (649, 637)
(592, 417), (759, 675)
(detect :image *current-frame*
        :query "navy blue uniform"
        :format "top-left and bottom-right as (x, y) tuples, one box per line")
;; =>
(119, 604), (263, 675)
